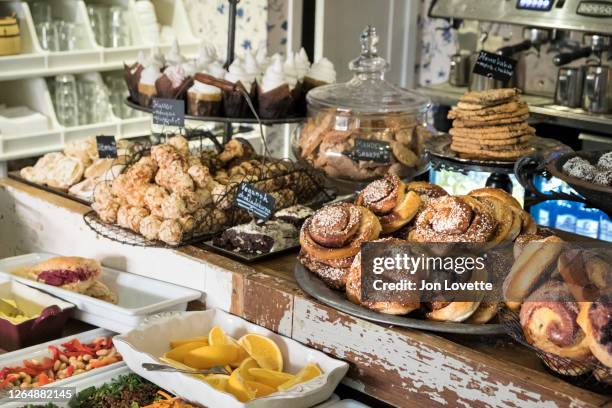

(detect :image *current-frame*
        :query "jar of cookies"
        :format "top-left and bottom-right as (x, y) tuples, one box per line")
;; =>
(293, 25), (431, 187)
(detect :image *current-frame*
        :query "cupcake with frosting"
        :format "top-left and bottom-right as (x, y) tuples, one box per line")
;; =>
(138, 58), (162, 107)
(165, 39), (185, 67)
(124, 50), (147, 102)
(295, 48), (311, 80)
(187, 78), (223, 117)
(303, 57), (336, 93)
(283, 52), (302, 115)
(223, 59), (257, 117)
(294, 48), (311, 114)
(155, 64), (193, 99)
(258, 58), (292, 119)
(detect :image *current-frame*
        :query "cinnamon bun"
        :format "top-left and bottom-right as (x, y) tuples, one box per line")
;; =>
(408, 195), (497, 243)
(300, 203), (381, 261)
(577, 295), (612, 368)
(345, 239), (420, 315)
(468, 187), (536, 234)
(355, 175), (421, 234)
(520, 281), (592, 361)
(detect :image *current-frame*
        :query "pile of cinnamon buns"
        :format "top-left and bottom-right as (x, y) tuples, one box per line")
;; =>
(298, 174), (536, 323)
(505, 234), (612, 379)
(92, 136), (318, 246)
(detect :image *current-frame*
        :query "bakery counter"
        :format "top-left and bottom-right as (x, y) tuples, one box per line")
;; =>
(1, 178), (610, 407)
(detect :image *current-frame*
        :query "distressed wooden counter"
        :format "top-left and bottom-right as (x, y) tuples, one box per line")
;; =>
(1, 178), (610, 408)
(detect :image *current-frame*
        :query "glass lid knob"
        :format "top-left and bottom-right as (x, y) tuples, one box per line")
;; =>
(349, 25), (388, 74)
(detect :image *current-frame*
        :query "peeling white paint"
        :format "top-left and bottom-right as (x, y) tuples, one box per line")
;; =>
(292, 298), (564, 408)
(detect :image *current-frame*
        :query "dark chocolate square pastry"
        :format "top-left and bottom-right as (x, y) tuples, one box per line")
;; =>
(213, 220), (298, 254)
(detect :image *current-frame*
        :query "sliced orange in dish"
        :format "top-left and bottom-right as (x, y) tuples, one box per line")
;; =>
(170, 336), (209, 349)
(238, 358), (259, 381)
(244, 380), (276, 397)
(227, 336), (250, 367)
(203, 374), (230, 392)
(238, 334), (283, 372)
(226, 369), (256, 402)
(277, 364), (322, 391)
(248, 368), (295, 388)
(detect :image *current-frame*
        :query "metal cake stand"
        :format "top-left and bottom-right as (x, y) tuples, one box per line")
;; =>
(425, 134), (571, 193)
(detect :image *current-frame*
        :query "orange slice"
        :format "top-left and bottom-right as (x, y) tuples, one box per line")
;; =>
(170, 336), (209, 349)
(184, 345), (239, 369)
(227, 369), (256, 402)
(238, 334), (283, 372)
(245, 380), (276, 397)
(277, 364), (322, 391)
(164, 341), (208, 363)
(248, 368), (295, 388)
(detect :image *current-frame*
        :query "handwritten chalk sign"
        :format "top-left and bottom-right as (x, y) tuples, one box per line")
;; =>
(472, 50), (517, 83)
(235, 182), (276, 221)
(95, 135), (117, 159)
(348, 139), (391, 163)
(152, 98), (185, 127)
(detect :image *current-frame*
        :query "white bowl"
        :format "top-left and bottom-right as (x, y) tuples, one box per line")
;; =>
(114, 309), (349, 408)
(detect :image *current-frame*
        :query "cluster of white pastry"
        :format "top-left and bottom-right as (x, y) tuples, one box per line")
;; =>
(92, 135), (224, 246)
(20, 138), (126, 200)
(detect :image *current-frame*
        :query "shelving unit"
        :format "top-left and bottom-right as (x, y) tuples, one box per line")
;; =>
(0, 0), (200, 170)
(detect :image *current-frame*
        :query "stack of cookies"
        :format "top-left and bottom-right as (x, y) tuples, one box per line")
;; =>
(447, 88), (535, 161)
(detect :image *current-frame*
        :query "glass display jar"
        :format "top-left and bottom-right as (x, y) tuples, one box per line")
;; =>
(293, 26), (431, 185)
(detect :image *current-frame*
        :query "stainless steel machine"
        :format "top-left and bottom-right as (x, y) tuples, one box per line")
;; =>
(422, 0), (612, 138)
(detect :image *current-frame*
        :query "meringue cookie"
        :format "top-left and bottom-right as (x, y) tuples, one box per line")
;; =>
(261, 58), (287, 93)
(306, 57), (336, 84)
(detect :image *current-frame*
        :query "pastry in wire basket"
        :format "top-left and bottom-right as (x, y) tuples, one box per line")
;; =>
(519, 280), (594, 375)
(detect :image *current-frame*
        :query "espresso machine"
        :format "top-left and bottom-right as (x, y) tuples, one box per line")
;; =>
(424, 0), (612, 137)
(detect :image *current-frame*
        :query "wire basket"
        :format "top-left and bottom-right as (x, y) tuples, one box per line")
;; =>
(499, 307), (612, 394)
(84, 148), (332, 248)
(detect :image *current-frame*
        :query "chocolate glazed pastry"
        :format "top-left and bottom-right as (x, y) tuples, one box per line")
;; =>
(520, 281), (594, 375)
(345, 238), (420, 315)
(299, 203), (382, 290)
(407, 195), (497, 243)
(577, 294), (612, 369)
(355, 175), (421, 234)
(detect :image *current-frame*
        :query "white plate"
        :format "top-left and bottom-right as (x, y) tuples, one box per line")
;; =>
(114, 309), (349, 408)
(0, 253), (202, 333)
(0, 328), (124, 404)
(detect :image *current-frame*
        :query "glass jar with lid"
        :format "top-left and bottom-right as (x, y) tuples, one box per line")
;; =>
(294, 26), (431, 185)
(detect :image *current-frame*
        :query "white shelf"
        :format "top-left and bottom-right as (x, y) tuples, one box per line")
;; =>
(0, 76), (151, 161)
(0, 0), (200, 82)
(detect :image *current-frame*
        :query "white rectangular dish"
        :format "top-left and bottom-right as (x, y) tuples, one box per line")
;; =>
(0, 253), (202, 333)
(114, 309), (349, 408)
(0, 328), (124, 404)
(2, 365), (133, 408)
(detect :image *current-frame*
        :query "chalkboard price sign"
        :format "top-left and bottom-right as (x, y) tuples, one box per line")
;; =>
(152, 98), (185, 127)
(235, 182), (276, 221)
(472, 50), (517, 83)
(95, 135), (117, 159)
(348, 138), (391, 163)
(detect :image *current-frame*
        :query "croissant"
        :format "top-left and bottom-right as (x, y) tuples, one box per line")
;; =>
(355, 175), (421, 234)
